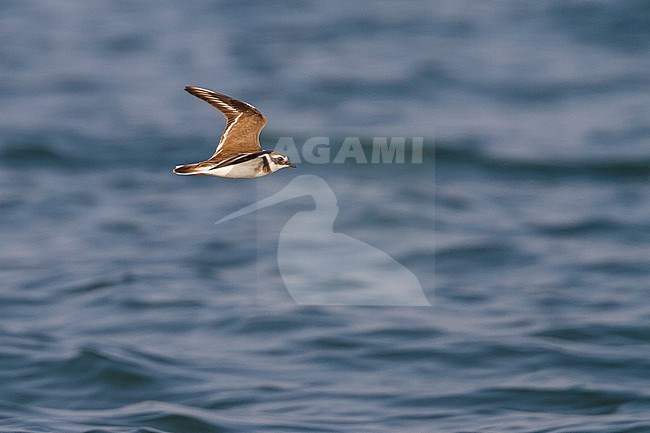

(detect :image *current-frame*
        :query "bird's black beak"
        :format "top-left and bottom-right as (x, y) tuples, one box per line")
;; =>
(288, 163), (296, 168)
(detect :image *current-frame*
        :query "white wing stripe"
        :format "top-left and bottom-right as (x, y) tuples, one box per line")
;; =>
(216, 113), (242, 153)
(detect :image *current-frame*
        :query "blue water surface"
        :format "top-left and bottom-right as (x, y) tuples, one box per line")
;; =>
(1, 1), (649, 432)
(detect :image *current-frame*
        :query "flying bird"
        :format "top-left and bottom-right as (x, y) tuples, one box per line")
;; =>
(173, 86), (295, 178)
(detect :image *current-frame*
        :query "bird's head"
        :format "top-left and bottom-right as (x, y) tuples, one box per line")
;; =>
(268, 151), (296, 171)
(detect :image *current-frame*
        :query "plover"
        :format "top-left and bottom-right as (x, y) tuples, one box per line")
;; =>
(173, 86), (295, 178)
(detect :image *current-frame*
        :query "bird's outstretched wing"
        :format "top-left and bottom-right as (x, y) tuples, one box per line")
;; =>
(185, 86), (267, 162)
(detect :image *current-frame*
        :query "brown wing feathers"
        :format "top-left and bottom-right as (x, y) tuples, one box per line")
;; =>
(184, 86), (267, 160)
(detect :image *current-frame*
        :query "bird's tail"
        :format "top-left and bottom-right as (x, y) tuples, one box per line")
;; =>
(173, 162), (206, 175)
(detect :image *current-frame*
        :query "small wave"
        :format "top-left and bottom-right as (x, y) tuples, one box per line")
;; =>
(17, 401), (237, 433)
(0, 140), (67, 165)
(530, 218), (622, 236)
(48, 346), (156, 390)
(434, 240), (528, 272)
(396, 386), (643, 416)
(550, 1), (650, 52)
(433, 141), (650, 180)
(61, 273), (136, 294)
(535, 324), (650, 345)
